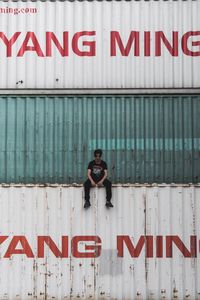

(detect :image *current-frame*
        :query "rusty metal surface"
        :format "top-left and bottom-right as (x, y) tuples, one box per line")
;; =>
(0, 185), (199, 299)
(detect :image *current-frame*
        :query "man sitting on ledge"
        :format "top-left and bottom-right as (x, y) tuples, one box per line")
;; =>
(84, 149), (113, 208)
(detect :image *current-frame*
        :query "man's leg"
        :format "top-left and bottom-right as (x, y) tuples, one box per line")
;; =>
(103, 179), (113, 207)
(84, 179), (92, 208)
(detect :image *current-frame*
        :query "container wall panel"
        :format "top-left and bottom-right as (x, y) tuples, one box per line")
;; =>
(0, 95), (199, 183)
(0, 1), (199, 88)
(0, 185), (199, 300)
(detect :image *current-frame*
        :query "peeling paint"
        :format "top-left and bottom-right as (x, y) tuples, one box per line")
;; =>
(0, 186), (199, 299)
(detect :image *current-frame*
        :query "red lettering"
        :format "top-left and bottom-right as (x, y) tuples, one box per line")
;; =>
(0, 234), (198, 259)
(46, 32), (69, 57)
(155, 31), (178, 56)
(72, 31), (96, 56)
(144, 31), (151, 57)
(166, 236), (197, 258)
(17, 32), (44, 57)
(117, 235), (153, 257)
(110, 31), (139, 56)
(4, 236), (34, 258)
(71, 236), (101, 258)
(182, 31), (200, 56)
(37, 236), (68, 258)
(0, 236), (8, 244)
(156, 236), (163, 258)
(0, 32), (20, 57)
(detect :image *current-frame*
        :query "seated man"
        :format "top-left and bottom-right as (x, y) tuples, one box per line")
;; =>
(84, 149), (113, 208)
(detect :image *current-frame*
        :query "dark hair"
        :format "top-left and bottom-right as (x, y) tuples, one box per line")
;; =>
(94, 149), (102, 157)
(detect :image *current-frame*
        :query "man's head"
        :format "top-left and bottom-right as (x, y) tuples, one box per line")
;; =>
(94, 149), (102, 163)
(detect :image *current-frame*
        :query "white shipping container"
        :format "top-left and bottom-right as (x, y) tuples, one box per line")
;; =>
(0, 1), (199, 89)
(0, 184), (199, 299)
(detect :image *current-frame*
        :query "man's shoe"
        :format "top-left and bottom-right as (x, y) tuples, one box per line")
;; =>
(84, 201), (91, 208)
(105, 201), (113, 208)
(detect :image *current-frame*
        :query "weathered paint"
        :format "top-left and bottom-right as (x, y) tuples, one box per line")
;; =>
(0, 95), (199, 183)
(0, 1), (199, 88)
(0, 185), (199, 299)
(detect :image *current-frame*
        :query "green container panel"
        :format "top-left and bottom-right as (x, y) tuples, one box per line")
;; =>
(0, 95), (199, 183)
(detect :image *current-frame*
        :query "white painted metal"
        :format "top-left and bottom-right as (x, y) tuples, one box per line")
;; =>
(0, 185), (199, 299)
(0, 1), (199, 88)
(0, 88), (200, 95)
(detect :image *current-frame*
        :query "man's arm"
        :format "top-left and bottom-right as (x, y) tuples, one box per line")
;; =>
(97, 169), (108, 186)
(88, 169), (96, 186)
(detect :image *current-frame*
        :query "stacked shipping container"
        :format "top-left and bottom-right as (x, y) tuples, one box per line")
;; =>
(0, 95), (199, 184)
(0, 0), (199, 299)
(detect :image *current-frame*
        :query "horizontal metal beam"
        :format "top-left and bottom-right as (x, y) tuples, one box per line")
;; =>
(0, 89), (199, 95)
(0, 183), (199, 188)
(1, 0), (199, 2)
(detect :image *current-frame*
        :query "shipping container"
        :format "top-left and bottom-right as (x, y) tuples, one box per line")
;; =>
(0, 1), (199, 89)
(0, 184), (199, 300)
(0, 95), (199, 184)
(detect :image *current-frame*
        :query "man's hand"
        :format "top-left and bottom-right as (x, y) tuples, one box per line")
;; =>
(90, 180), (96, 187)
(97, 181), (103, 187)
(88, 169), (96, 186)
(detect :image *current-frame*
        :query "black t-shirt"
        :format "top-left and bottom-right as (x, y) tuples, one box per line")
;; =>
(88, 160), (107, 182)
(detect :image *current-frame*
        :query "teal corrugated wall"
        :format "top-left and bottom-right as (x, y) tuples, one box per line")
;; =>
(0, 95), (199, 183)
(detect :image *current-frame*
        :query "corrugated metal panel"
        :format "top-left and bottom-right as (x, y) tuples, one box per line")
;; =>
(0, 1), (199, 88)
(0, 95), (199, 184)
(0, 185), (199, 299)
(3, 0), (200, 1)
